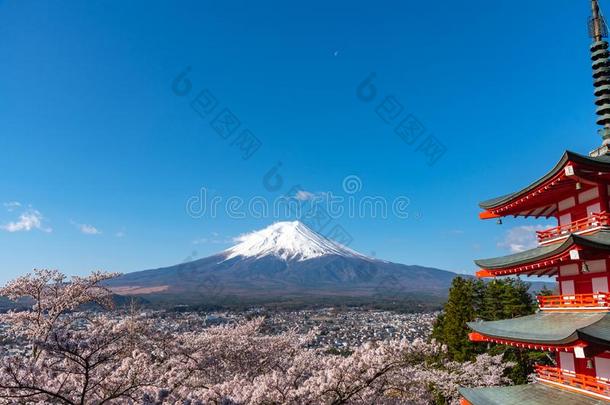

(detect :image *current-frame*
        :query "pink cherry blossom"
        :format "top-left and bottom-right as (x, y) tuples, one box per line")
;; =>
(0, 270), (512, 404)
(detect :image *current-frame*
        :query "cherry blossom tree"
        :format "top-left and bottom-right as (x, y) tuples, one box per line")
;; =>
(0, 270), (512, 404)
(0, 270), (168, 403)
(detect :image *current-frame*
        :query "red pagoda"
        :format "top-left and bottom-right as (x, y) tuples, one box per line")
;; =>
(460, 1), (610, 404)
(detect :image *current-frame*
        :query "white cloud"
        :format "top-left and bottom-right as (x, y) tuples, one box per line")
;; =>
(1, 209), (51, 233)
(115, 230), (126, 238)
(293, 190), (327, 202)
(295, 190), (316, 201)
(497, 225), (548, 253)
(3, 201), (21, 212)
(80, 224), (101, 235)
(192, 233), (231, 245)
(71, 221), (102, 235)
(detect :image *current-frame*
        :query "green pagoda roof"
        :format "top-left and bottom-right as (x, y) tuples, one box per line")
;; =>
(479, 150), (610, 210)
(474, 230), (610, 270)
(578, 314), (610, 346)
(467, 312), (610, 345)
(459, 383), (608, 405)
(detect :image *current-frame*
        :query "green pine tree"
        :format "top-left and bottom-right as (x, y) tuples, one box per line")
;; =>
(500, 278), (534, 318)
(537, 285), (554, 296)
(433, 275), (547, 383)
(481, 279), (505, 320)
(435, 277), (480, 361)
(430, 312), (445, 342)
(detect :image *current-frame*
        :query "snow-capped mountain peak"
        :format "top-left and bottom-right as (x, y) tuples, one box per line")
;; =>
(223, 221), (369, 262)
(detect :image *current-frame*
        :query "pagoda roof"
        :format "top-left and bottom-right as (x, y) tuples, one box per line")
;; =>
(459, 383), (608, 405)
(478, 150), (610, 218)
(474, 230), (610, 275)
(578, 312), (610, 346)
(467, 312), (610, 345)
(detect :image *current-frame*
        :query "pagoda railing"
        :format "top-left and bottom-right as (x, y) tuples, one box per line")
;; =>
(537, 292), (610, 311)
(536, 212), (610, 245)
(535, 365), (610, 400)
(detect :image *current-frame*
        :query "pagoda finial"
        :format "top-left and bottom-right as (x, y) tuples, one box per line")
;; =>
(589, 0), (610, 154)
(592, 0), (606, 41)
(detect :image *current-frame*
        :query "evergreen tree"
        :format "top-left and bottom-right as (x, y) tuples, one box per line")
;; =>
(433, 276), (547, 383)
(430, 312), (445, 342)
(435, 277), (479, 361)
(537, 285), (554, 296)
(480, 279), (505, 321)
(471, 278), (486, 315)
(500, 278), (534, 318)
(533, 284), (554, 310)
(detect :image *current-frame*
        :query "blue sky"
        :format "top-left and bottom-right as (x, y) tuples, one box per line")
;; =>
(0, 0), (600, 283)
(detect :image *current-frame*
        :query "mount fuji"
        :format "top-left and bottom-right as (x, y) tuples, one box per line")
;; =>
(107, 221), (459, 308)
(224, 221), (372, 262)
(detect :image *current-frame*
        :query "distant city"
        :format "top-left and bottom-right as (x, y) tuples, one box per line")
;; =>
(0, 308), (436, 357)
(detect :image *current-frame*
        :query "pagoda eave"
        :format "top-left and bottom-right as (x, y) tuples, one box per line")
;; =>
(474, 230), (610, 277)
(466, 312), (610, 348)
(475, 248), (574, 278)
(460, 383), (609, 405)
(468, 332), (590, 352)
(479, 151), (610, 219)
